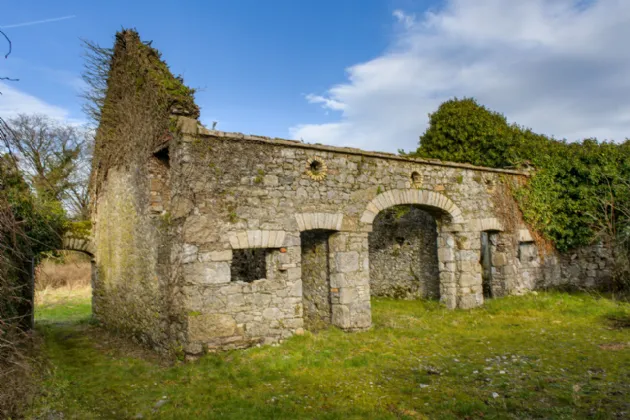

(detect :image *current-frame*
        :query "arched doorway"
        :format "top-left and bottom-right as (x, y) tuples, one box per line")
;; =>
(30, 235), (95, 327)
(360, 189), (485, 309)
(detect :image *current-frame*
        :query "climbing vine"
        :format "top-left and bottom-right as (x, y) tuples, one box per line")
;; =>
(86, 29), (198, 204)
(412, 97), (630, 252)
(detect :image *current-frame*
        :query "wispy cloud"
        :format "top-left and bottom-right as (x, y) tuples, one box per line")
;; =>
(34, 66), (87, 92)
(305, 94), (347, 111)
(392, 9), (415, 29)
(1, 15), (76, 29)
(0, 81), (84, 126)
(291, 1), (630, 153)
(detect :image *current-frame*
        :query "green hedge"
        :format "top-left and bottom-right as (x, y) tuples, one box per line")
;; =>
(411, 98), (630, 252)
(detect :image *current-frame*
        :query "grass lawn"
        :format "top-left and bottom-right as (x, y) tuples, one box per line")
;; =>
(29, 291), (629, 419)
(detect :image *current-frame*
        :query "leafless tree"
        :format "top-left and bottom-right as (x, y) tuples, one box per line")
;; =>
(3, 114), (93, 219)
(593, 177), (630, 292)
(0, 29), (19, 85)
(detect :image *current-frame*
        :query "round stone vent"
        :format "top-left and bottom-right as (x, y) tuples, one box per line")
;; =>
(306, 158), (328, 181)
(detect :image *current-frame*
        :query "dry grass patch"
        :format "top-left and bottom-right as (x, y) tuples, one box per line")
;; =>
(35, 251), (91, 291)
(35, 251), (92, 308)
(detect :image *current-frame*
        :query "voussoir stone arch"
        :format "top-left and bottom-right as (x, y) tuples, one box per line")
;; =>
(360, 189), (464, 225)
(228, 230), (287, 249)
(61, 234), (95, 256)
(294, 213), (343, 231)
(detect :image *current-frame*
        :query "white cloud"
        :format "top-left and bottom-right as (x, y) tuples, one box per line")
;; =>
(0, 82), (77, 122)
(291, 0), (630, 153)
(305, 94), (347, 111)
(392, 9), (415, 29)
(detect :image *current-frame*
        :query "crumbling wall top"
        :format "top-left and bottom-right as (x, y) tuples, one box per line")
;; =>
(175, 116), (529, 176)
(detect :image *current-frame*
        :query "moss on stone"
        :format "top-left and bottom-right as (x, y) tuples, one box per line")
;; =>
(68, 220), (92, 239)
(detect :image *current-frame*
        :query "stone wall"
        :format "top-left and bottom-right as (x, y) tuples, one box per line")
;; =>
(167, 118), (532, 353)
(488, 231), (520, 297)
(93, 166), (176, 350)
(93, 115), (615, 356)
(181, 245), (304, 353)
(519, 240), (614, 290)
(369, 206), (439, 299)
(557, 243), (613, 288)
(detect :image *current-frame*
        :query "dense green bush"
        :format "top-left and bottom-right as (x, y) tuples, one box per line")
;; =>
(1, 153), (67, 417)
(412, 98), (630, 252)
(1, 154), (67, 325)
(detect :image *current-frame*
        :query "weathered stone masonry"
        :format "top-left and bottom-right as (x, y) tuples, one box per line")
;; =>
(369, 207), (439, 300)
(156, 117), (575, 355)
(92, 113), (614, 355)
(88, 31), (615, 356)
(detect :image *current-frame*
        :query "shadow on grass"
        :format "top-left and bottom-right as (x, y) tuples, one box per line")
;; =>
(603, 312), (630, 329)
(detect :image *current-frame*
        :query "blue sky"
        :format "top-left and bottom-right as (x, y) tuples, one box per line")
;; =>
(1, 0), (629, 153)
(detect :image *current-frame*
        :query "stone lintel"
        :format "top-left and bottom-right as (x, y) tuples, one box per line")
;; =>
(228, 230), (287, 249)
(294, 213), (344, 232)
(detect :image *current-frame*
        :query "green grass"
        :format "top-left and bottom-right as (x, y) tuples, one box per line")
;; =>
(35, 294), (92, 324)
(29, 292), (630, 419)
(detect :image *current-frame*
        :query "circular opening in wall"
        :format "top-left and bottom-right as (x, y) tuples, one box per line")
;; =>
(306, 157), (328, 180)
(310, 160), (323, 174)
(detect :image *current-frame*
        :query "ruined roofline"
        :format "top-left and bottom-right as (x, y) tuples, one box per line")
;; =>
(175, 117), (530, 176)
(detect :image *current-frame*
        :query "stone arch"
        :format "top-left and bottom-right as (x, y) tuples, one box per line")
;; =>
(26, 234), (97, 329)
(61, 235), (95, 257)
(360, 189), (479, 309)
(360, 189), (464, 225)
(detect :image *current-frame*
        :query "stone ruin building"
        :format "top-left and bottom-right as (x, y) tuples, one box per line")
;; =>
(85, 31), (613, 356)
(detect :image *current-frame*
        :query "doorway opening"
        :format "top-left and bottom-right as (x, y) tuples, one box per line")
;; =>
(300, 230), (335, 331)
(369, 205), (439, 299)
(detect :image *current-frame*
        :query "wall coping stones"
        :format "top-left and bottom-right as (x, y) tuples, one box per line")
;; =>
(175, 116), (530, 177)
(360, 189), (465, 225)
(228, 230), (286, 249)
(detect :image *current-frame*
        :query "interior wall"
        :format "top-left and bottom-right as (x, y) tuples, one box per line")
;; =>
(300, 230), (333, 331)
(368, 206), (439, 299)
(480, 232), (493, 298)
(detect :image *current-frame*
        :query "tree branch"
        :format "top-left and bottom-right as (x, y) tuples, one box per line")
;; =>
(0, 29), (12, 59)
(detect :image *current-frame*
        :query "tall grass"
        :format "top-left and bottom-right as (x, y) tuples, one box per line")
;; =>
(35, 251), (92, 312)
(35, 252), (91, 290)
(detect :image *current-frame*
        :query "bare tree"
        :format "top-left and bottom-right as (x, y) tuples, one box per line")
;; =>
(593, 177), (630, 292)
(3, 114), (93, 219)
(0, 29), (18, 84)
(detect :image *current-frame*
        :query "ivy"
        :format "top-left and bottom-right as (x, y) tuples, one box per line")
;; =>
(412, 97), (630, 252)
